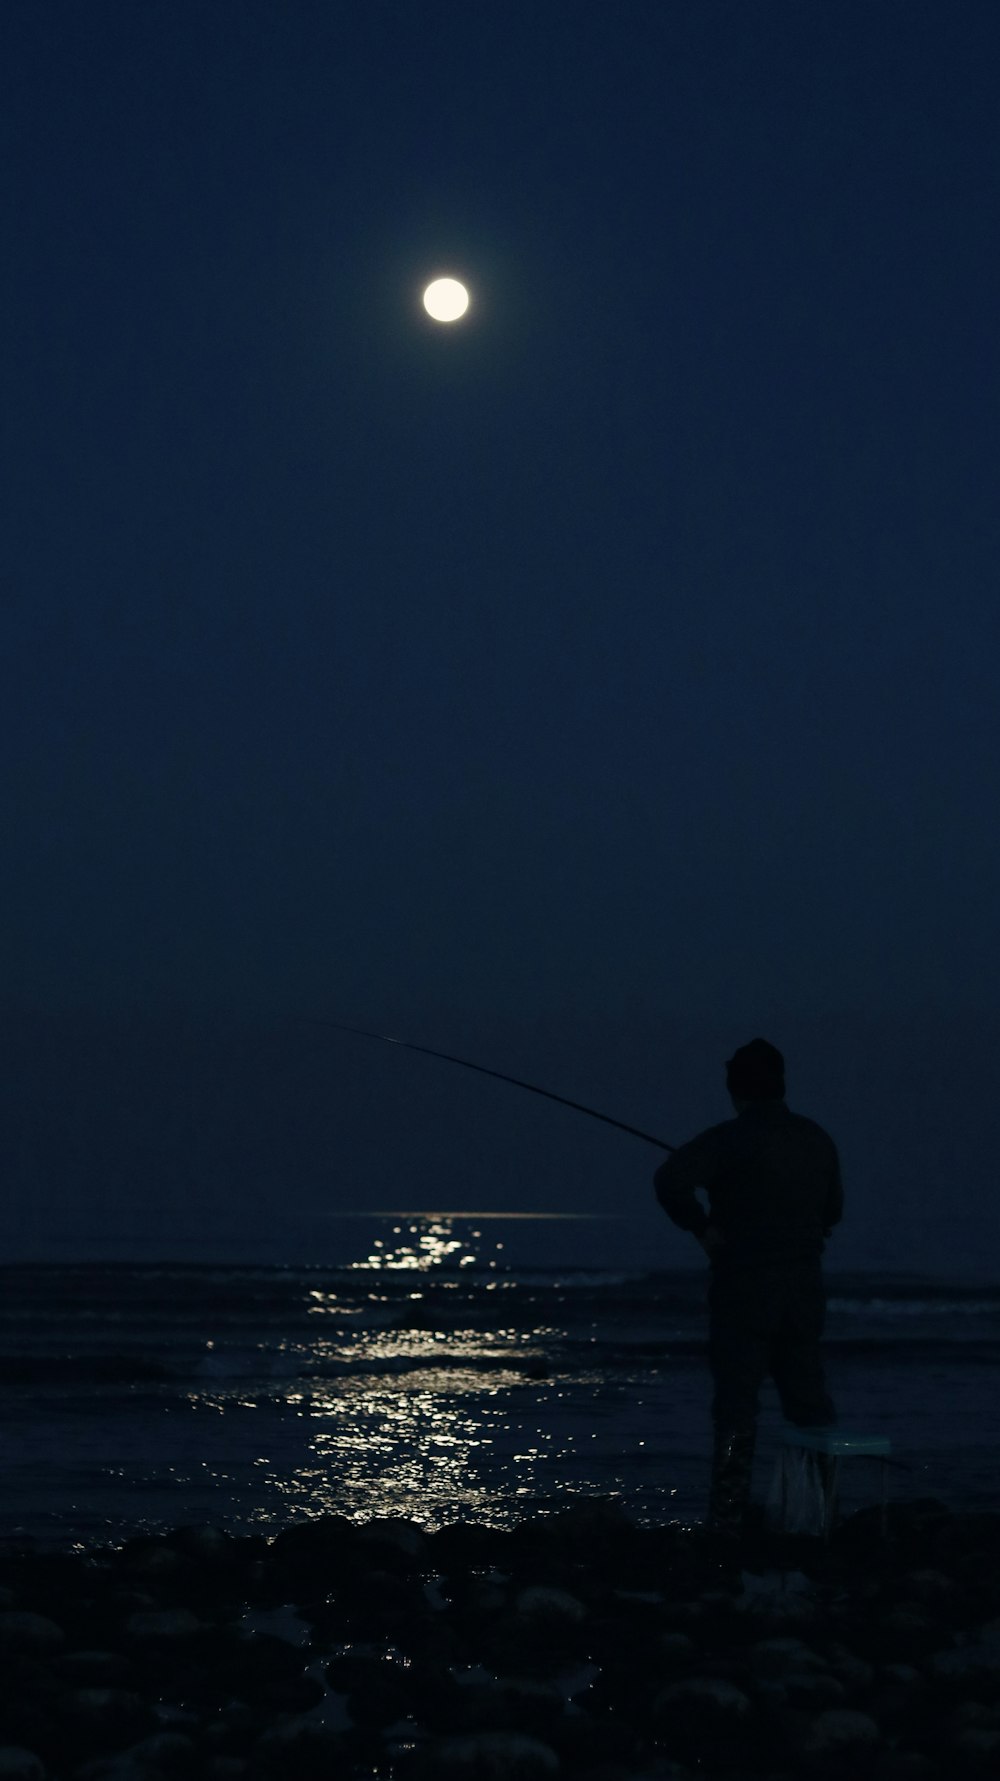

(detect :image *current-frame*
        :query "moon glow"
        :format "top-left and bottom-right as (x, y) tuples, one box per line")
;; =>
(423, 278), (470, 322)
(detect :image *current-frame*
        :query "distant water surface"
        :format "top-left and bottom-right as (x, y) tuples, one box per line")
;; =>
(0, 1214), (997, 1549)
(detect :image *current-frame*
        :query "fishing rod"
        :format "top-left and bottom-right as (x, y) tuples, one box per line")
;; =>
(303, 1019), (676, 1152)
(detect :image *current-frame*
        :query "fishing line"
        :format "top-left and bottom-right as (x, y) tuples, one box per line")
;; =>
(303, 1018), (676, 1152)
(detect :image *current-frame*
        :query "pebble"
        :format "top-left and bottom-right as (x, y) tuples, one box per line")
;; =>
(773, 1669), (848, 1709)
(655, 1674), (752, 1716)
(928, 1613), (1000, 1686)
(513, 1585), (586, 1623)
(953, 1724), (1000, 1759)
(254, 1717), (345, 1765)
(868, 1755), (937, 1781)
(652, 1674), (754, 1770)
(484, 1676), (566, 1739)
(119, 1543), (182, 1582)
(658, 1631), (696, 1663)
(0, 1614), (65, 1656)
(881, 1661), (921, 1685)
(826, 1641), (875, 1690)
(166, 1525), (235, 1564)
(899, 1567), (960, 1608)
(110, 1731), (196, 1771)
(748, 1635), (828, 1675)
(419, 1730), (560, 1778)
(0, 1753), (45, 1781)
(55, 1687), (155, 1747)
(357, 1516), (429, 1563)
(120, 1609), (203, 1642)
(793, 1705), (881, 1756)
(53, 1651), (131, 1686)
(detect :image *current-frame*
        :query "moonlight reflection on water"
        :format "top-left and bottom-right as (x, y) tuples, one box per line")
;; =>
(349, 1216), (491, 1273)
(285, 1216), (568, 1525)
(0, 1216), (700, 1544)
(3, 1228), (982, 1545)
(219, 1213), (637, 1530)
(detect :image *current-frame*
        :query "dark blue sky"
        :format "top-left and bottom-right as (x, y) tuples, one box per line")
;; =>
(2, 2), (999, 1268)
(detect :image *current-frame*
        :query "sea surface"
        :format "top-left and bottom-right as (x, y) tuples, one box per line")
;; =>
(0, 1215), (998, 1550)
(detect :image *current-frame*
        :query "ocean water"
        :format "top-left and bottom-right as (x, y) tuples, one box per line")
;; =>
(0, 1215), (997, 1550)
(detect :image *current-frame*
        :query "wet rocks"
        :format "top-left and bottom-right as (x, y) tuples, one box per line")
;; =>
(486, 1677), (567, 1741)
(734, 1572), (824, 1632)
(324, 1648), (424, 1729)
(899, 1566), (965, 1611)
(53, 1686), (158, 1758)
(947, 1699), (1000, 1766)
(749, 1637), (848, 1714)
(53, 1650), (132, 1687)
(3, 1499), (1000, 1778)
(513, 1585), (586, 1624)
(825, 1639), (875, 1692)
(927, 1615), (1000, 1691)
(0, 1753), (46, 1781)
(790, 1705), (881, 1765)
(117, 1539), (186, 1585)
(655, 1673), (753, 1717)
(71, 1729), (197, 1779)
(416, 1729), (560, 1779)
(121, 1609), (204, 1643)
(653, 1674), (755, 1769)
(475, 1587), (591, 1681)
(356, 1515), (429, 1567)
(657, 1629), (697, 1666)
(873, 1756), (940, 1781)
(0, 1614), (65, 1657)
(166, 1523), (238, 1566)
(186, 1625), (320, 1712)
(265, 1514), (358, 1594)
(777, 1669), (848, 1710)
(747, 1634), (828, 1676)
(428, 1521), (504, 1573)
(254, 1717), (346, 1777)
(889, 1598), (952, 1652)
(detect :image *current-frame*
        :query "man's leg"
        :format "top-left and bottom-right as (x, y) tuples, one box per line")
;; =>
(769, 1264), (836, 1429)
(708, 1273), (771, 1534)
(769, 1265), (838, 1524)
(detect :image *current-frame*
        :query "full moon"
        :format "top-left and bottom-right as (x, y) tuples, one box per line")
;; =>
(423, 277), (470, 323)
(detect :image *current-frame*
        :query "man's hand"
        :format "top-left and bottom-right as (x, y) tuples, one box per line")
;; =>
(698, 1224), (724, 1258)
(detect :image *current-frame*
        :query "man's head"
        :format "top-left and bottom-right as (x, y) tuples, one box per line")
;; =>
(726, 1037), (785, 1110)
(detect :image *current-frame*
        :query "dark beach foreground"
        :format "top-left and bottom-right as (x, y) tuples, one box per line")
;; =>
(1, 1500), (999, 1780)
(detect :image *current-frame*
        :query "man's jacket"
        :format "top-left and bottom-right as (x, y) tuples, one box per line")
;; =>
(654, 1100), (843, 1268)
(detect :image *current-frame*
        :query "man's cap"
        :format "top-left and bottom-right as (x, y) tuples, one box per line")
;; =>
(726, 1037), (786, 1101)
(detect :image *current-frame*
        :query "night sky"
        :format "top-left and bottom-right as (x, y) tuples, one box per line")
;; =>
(3, 1), (999, 1271)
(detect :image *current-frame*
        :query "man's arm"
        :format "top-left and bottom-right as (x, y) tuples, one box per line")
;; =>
(653, 1127), (727, 1242)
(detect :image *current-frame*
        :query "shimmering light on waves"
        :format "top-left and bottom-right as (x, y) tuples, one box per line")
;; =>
(303, 1368), (521, 1523)
(298, 1328), (544, 1366)
(349, 1217), (482, 1273)
(153, 1214), (695, 1535)
(204, 1304), (563, 1525)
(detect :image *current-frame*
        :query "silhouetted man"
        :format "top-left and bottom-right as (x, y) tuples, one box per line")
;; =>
(653, 1038), (842, 1536)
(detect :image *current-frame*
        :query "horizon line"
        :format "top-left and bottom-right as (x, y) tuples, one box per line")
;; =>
(315, 1210), (627, 1221)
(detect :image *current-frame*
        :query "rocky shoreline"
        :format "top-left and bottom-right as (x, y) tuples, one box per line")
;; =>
(0, 1498), (999, 1779)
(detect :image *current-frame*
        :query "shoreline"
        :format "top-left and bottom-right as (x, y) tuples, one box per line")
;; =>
(0, 1499), (998, 1778)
